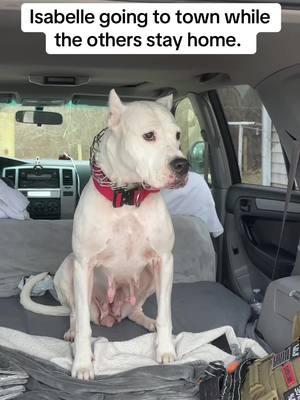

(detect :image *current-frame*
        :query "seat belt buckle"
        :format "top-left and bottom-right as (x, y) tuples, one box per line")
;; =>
(289, 291), (300, 302)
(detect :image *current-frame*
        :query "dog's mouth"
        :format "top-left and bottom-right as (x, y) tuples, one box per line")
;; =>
(135, 169), (189, 191)
(166, 175), (188, 189)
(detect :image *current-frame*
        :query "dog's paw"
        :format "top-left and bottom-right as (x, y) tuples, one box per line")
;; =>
(156, 345), (176, 364)
(157, 351), (176, 364)
(64, 329), (75, 342)
(71, 357), (94, 380)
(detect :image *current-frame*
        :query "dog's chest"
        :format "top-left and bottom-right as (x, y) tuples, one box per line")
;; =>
(96, 213), (158, 278)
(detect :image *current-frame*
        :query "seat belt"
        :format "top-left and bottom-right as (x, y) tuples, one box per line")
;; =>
(272, 135), (300, 280)
(293, 312), (300, 341)
(292, 235), (300, 275)
(204, 141), (209, 183)
(200, 128), (210, 183)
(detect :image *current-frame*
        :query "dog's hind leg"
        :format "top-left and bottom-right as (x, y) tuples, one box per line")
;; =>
(56, 254), (77, 342)
(128, 307), (156, 331)
(64, 312), (76, 342)
(126, 266), (156, 331)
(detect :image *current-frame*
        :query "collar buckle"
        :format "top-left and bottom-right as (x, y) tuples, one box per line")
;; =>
(135, 188), (143, 208)
(112, 187), (136, 208)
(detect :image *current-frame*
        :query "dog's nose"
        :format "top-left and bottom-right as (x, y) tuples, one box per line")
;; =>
(169, 158), (189, 176)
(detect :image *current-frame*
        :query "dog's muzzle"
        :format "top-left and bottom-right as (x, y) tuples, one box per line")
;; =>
(169, 158), (189, 176)
(167, 157), (189, 189)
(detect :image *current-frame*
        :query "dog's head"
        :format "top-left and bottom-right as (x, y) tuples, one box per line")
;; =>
(100, 89), (189, 189)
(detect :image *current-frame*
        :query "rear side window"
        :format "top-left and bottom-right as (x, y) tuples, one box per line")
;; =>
(218, 85), (288, 188)
(175, 97), (211, 183)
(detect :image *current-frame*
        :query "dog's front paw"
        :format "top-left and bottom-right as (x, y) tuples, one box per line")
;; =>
(72, 356), (94, 380)
(156, 344), (176, 364)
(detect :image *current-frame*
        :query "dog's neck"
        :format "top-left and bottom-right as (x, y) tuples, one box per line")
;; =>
(90, 128), (160, 207)
(96, 129), (143, 188)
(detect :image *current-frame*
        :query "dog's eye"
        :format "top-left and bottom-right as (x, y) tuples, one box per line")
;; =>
(176, 131), (181, 141)
(143, 131), (155, 141)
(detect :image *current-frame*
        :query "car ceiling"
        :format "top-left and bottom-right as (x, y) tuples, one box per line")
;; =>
(0, 1), (300, 102)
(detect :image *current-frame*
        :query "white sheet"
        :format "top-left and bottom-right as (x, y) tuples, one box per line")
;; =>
(162, 172), (224, 237)
(0, 326), (266, 376)
(0, 180), (29, 220)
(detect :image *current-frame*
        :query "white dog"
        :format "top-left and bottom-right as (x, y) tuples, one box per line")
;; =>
(20, 89), (189, 380)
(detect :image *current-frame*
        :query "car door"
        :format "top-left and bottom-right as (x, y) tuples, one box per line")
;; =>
(210, 85), (300, 301)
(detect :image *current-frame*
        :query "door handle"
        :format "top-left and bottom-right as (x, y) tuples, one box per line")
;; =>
(240, 199), (251, 212)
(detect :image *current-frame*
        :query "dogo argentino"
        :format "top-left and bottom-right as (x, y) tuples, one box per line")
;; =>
(20, 89), (189, 380)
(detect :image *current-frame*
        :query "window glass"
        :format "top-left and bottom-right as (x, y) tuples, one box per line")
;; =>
(0, 103), (108, 161)
(175, 97), (210, 182)
(218, 85), (288, 188)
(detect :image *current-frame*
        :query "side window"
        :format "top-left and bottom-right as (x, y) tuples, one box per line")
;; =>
(175, 97), (211, 183)
(218, 85), (288, 188)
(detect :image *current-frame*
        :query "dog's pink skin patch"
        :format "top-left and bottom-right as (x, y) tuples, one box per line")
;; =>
(111, 300), (123, 317)
(100, 315), (116, 327)
(89, 214), (160, 327)
(107, 276), (116, 303)
(91, 264), (156, 327)
(107, 287), (115, 303)
(130, 296), (136, 306)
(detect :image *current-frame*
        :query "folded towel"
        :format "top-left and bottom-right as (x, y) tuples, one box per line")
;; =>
(0, 326), (267, 376)
(0, 180), (29, 220)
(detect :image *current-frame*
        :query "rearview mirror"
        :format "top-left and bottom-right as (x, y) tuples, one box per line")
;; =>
(16, 111), (63, 125)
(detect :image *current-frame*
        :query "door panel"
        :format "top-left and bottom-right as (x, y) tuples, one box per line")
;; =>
(225, 184), (300, 298)
(212, 85), (300, 299)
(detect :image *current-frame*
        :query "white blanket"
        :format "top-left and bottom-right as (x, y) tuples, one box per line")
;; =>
(0, 179), (29, 220)
(0, 326), (267, 376)
(162, 172), (224, 237)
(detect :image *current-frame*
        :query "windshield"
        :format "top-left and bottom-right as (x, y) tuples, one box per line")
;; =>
(0, 103), (108, 161)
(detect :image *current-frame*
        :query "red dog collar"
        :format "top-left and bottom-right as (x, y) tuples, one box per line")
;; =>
(92, 165), (159, 208)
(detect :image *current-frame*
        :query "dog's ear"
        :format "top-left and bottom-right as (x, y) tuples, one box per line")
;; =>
(108, 89), (125, 128)
(156, 94), (173, 111)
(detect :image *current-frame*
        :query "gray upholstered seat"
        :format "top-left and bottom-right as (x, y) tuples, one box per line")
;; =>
(0, 215), (216, 297)
(0, 215), (251, 339)
(0, 281), (251, 339)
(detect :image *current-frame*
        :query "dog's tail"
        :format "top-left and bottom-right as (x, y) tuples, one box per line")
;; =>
(20, 272), (70, 316)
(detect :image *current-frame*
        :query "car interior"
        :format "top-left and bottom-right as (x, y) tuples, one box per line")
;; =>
(0, 0), (300, 381)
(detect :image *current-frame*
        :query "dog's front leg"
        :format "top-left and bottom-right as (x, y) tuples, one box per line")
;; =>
(72, 258), (94, 380)
(155, 253), (176, 364)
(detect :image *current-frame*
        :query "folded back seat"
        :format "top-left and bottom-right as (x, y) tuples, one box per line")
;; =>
(0, 216), (251, 340)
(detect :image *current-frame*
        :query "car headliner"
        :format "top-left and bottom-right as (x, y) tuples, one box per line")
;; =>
(0, 1), (300, 102)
